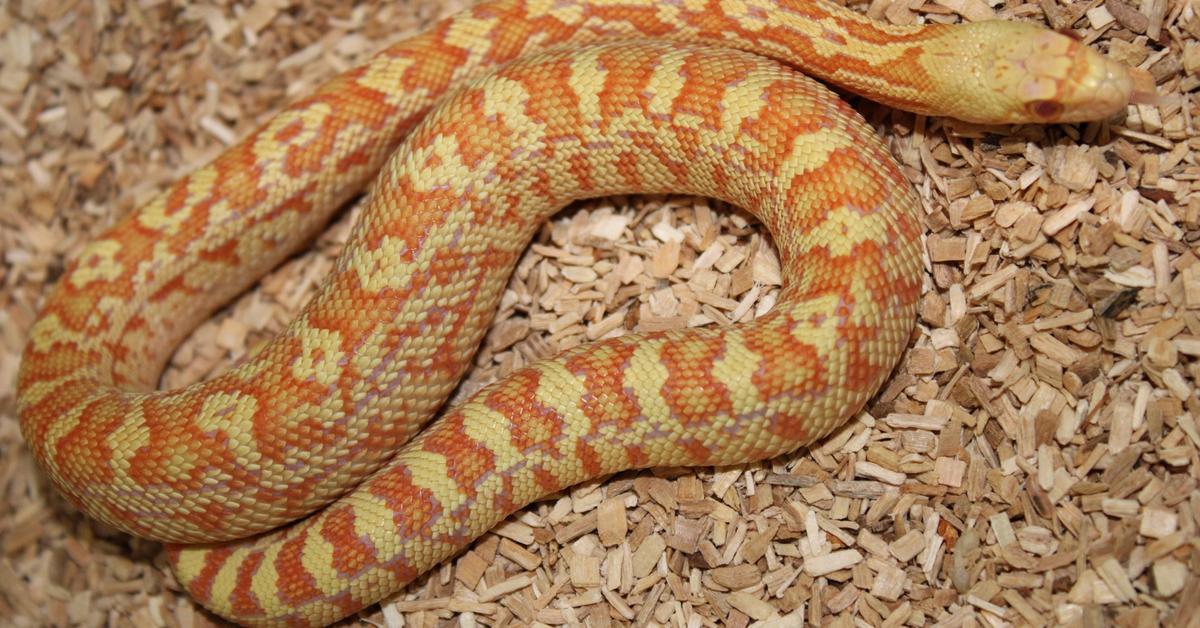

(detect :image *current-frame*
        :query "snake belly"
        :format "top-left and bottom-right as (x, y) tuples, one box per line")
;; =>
(16, 0), (1138, 625)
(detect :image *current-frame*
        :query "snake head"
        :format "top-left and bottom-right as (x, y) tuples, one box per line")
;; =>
(947, 21), (1157, 124)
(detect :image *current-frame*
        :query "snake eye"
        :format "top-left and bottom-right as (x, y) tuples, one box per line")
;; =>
(1027, 99), (1064, 120)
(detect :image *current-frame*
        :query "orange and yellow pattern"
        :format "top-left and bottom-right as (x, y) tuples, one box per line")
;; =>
(18, 0), (1140, 625)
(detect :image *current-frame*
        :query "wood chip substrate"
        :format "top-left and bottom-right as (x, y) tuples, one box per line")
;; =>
(2, 0), (1198, 626)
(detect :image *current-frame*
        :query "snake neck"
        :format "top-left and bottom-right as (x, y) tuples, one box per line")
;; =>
(493, 0), (1132, 123)
(748, 2), (1137, 123)
(501, 0), (956, 115)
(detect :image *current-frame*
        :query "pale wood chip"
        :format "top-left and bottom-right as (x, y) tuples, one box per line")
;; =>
(890, 531), (925, 563)
(802, 549), (863, 577)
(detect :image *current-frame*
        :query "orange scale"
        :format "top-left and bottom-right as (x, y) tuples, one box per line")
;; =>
(44, 391), (125, 487)
(230, 552), (267, 618)
(575, 440), (605, 478)
(658, 335), (735, 427)
(390, 32), (469, 103)
(671, 52), (758, 130)
(477, 9), (560, 65)
(532, 466), (562, 493)
(565, 340), (643, 433)
(596, 48), (659, 124)
(365, 466), (440, 541)
(742, 314), (827, 402)
(271, 530), (327, 607)
(195, 237), (242, 266)
(168, 544), (235, 606)
(320, 508), (381, 577)
(784, 152), (890, 226)
(419, 414), (497, 499)
(483, 369), (567, 453)
(584, 4), (676, 37)
(676, 438), (716, 465)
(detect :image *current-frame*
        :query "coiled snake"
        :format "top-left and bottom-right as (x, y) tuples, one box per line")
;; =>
(18, 0), (1145, 625)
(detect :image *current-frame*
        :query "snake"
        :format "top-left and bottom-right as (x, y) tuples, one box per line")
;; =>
(16, 0), (1145, 625)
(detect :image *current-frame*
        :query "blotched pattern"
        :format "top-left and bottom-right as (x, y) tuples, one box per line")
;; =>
(18, 0), (1137, 626)
(162, 46), (926, 625)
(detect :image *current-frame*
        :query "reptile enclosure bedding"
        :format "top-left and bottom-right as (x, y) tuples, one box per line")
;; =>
(1, 0), (1198, 626)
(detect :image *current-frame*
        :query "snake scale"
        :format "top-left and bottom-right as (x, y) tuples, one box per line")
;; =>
(18, 0), (1144, 625)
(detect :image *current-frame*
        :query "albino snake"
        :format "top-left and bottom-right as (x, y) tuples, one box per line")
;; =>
(17, 0), (1147, 625)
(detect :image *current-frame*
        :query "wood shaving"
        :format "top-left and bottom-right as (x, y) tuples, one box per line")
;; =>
(1, 0), (1197, 626)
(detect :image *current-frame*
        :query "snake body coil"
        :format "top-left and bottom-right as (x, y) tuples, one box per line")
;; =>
(18, 0), (1140, 625)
